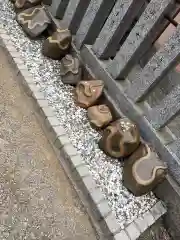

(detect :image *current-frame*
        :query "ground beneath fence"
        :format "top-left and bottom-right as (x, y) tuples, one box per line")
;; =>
(0, 47), (97, 240)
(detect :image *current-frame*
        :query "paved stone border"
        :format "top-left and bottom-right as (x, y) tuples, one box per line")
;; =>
(0, 28), (166, 240)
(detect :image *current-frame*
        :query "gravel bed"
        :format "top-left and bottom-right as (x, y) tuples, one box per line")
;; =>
(0, 0), (157, 229)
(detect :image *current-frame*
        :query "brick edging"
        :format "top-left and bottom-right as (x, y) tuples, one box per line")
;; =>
(0, 28), (166, 240)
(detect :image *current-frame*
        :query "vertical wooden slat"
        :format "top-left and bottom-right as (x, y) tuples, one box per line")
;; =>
(92, 0), (146, 59)
(125, 25), (180, 103)
(62, 0), (91, 35)
(75, 0), (116, 50)
(106, 0), (175, 80)
(49, 0), (70, 19)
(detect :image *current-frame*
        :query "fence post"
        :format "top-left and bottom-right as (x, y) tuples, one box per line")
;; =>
(75, 0), (117, 50)
(92, 0), (146, 59)
(62, 0), (91, 34)
(49, 0), (70, 19)
(106, 0), (175, 80)
(125, 25), (180, 104)
(146, 84), (180, 129)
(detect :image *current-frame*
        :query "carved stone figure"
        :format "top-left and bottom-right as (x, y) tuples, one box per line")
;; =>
(98, 118), (140, 158)
(16, 6), (51, 38)
(123, 143), (167, 196)
(74, 80), (104, 109)
(60, 54), (82, 85)
(42, 28), (72, 60)
(15, 0), (42, 11)
(87, 105), (112, 128)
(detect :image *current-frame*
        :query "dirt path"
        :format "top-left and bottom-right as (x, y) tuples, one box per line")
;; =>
(0, 46), (97, 240)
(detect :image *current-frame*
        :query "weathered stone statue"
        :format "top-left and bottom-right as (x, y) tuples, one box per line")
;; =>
(123, 143), (167, 196)
(15, 0), (42, 11)
(74, 80), (104, 109)
(16, 6), (51, 38)
(60, 54), (82, 85)
(98, 118), (140, 158)
(87, 104), (112, 129)
(42, 28), (72, 60)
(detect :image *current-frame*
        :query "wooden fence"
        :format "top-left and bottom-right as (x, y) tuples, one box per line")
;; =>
(48, 0), (180, 185)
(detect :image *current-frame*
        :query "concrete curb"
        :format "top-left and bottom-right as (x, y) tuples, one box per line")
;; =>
(0, 28), (167, 240)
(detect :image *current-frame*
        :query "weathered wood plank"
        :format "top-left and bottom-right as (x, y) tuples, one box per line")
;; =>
(107, 0), (174, 79)
(92, 0), (145, 59)
(125, 25), (180, 104)
(62, 0), (91, 34)
(75, 0), (116, 50)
